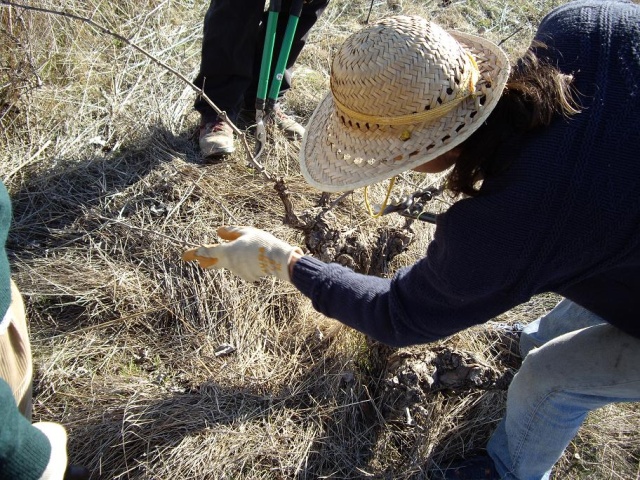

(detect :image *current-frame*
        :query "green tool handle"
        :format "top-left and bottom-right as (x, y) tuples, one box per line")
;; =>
(266, 0), (304, 111)
(256, 1), (281, 112)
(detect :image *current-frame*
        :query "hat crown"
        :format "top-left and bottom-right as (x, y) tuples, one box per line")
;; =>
(331, 16), (472, 120)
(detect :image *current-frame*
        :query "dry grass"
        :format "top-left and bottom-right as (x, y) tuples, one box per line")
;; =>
(1, 0), (638, 479)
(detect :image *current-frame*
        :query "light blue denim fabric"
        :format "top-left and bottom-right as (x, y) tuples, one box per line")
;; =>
(487, 299), (640, 480)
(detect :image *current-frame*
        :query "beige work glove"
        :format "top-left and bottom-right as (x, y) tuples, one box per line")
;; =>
(33, 422), (91, 480)
(182, 226), (303, 282)
(33, 422), (67, 480)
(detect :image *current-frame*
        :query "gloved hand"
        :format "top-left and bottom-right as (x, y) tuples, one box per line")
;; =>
(32, 422), (91, 480)
(32, 422), (68, 480)
(182, 226), (303, 282)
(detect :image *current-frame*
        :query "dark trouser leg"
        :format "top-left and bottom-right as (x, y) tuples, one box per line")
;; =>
(193, 0), (265, 123)
(243, 0), (330, 111)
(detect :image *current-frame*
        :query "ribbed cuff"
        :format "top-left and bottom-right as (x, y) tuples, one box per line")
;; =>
(0, 413), (50, 480)
(291, 255), (327, 298)
(0, 378), (50, 479)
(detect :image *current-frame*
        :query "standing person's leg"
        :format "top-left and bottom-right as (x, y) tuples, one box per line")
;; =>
(487, 316), (640, 479)
(194, 0), (265, 156)
(244, 0), (330, 106)
(194, 0), (265, 123)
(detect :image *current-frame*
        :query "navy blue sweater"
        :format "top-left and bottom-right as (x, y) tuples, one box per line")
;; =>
(292, 0), (640, 347)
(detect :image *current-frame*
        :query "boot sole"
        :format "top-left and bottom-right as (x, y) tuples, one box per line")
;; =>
(201, 145), (236, 156)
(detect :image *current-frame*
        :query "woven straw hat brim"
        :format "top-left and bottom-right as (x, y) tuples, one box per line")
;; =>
(300, 30), (510, 193)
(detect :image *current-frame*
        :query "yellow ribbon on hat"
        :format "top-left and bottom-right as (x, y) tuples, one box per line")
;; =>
(332, 53), (480, 127)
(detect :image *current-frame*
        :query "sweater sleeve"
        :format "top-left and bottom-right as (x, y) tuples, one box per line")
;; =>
(292, 0), (640, 345)
(291, 194), (533, 347)
(0, 378), (50, 480)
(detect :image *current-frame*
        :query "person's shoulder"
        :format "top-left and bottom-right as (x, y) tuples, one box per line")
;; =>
(546, 0), (639, 15)
(533, 0), (639, 66)
(540, 0), (639, 28)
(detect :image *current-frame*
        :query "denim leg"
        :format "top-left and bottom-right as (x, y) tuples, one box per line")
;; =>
(519, 298), (606, 357)
(487, 318), (640, 480)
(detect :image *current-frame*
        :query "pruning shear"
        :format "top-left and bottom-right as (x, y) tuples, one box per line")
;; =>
(380, 186), (442, 224)
(255, 0), (304, 160)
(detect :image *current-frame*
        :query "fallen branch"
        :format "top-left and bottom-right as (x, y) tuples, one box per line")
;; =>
(96, 216), (200, 248)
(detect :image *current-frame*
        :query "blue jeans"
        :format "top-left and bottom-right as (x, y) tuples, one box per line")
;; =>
(487, 299), (640, 480)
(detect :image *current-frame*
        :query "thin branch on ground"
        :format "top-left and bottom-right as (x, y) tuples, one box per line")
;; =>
(96, 215), (200, 248)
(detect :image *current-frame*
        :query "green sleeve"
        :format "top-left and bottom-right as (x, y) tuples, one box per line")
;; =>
(0, 181), (12, 323)
(0, 378), (50, 480)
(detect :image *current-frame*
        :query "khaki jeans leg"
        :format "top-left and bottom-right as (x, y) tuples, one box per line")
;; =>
(0, 280), (33, 420)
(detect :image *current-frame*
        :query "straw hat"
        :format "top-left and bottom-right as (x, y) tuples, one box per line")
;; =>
(299, 15), (510, 192)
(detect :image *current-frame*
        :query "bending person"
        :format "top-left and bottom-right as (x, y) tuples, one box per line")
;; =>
(183, 1), (640, 478)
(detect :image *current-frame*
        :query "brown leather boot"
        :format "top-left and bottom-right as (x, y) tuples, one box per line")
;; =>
(199, 118), (235, 156)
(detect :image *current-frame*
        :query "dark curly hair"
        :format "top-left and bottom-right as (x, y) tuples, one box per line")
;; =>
(446, 42), (581, 197)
